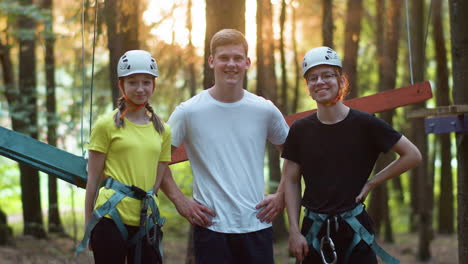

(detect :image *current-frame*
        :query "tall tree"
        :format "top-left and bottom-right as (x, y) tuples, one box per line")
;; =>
(409, 0), (432, 260)
(0, 40), (15, 246)
(449, 1), (468, 263)
(433, 0), (454, 235)
(368, 0), (402, 243)
(342, 0), (363, 99)
(42, 0), (65, 235)
(322, 0), (334, 47)
(291, 1), (300, 114)
(105, 0), (141, 106)
(17, 0), (46, 238)
(279, 0), (288, 113)
(256, 0), (288, 241)
(203, 0), (245, 89)
(186, 0), (197, 97)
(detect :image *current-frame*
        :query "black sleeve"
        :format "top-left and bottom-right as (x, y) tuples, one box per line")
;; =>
(368, 114), (402, 153)
(281, 122), (301, 163)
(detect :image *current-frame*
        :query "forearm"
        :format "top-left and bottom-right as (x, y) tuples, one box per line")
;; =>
(84, 178), (100, 226)
(160, 169), (187, 206)
(283, 159), (303, 234)
(369, 137), (422, 189)
(154, 162), (169, 193)
(285, 180), (302, 234)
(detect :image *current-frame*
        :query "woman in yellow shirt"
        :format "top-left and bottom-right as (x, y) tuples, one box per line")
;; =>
(79, 50), (171, 264)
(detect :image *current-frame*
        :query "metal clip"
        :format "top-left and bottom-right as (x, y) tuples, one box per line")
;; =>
(320, 219), (337, 264)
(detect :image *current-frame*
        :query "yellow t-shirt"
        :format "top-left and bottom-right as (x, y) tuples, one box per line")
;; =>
(88, 110), (171, 226)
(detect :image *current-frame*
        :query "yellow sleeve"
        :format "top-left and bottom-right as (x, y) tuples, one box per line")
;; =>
(88, 115), (111, 154)
(159, 123), (172, 162)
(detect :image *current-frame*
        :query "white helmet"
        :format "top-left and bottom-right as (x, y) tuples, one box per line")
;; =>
(302, 46), (342, 76)
(117, 50), (158, 78)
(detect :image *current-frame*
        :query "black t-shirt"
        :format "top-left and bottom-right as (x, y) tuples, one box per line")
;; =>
(282, 108), (402, 214)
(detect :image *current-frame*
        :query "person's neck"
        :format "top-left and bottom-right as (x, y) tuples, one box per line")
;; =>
(316, 101), (350, 124)
(208, 83), (244, 103)
(124, 108), (149, 124)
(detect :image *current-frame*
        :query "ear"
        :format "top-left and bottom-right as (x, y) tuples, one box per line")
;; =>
(208, 55), (214, 69)
(245, 57), (251, 69)
(118, 79), (126, 95)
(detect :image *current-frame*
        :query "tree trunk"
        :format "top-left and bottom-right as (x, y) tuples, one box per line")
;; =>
(256, 0), (288, 242)
(409, 0), (432, 260)
(322, 0), (334, 48)
(17, 0), (46, 239)
(342, 0), (363, 99)
(0, 41), (15, 246)
(41, 0), (65, 235)
(449, 1), (468, 263)
(279, 0), (288, 113)
(433, 0), (454, 235)
(186, 0), (197, 97)
(203, 0), (245, 89)
(291, 3), (300, 114)
(368, 0), (401, 243)
(105, 0), (140, 106)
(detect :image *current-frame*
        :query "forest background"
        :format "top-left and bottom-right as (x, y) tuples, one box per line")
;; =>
(0, 0), (467, 263)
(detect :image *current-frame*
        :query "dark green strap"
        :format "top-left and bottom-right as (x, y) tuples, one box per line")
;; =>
(76, 177), (165, 264)
(304, 204), (399, 264)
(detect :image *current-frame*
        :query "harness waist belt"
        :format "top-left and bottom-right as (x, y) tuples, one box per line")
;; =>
(76, 177), (165, 263)
(304, 204), (399, 264)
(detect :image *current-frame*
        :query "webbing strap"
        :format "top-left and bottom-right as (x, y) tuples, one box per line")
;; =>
(344, 215), (399, 264)
(75, 188), (128, 255)
(75, 177), (165, 263)
(304, 204), (399, 264)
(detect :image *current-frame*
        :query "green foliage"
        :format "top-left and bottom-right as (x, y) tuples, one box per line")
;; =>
(0, 159), (21, 213)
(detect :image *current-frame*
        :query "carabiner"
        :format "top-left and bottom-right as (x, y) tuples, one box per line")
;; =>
(319, 219), (337, 264)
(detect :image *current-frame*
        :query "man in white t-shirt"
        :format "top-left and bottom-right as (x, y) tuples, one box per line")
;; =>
(161, 29), (289, 264)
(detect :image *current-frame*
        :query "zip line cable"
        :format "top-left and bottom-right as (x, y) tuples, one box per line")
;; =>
(405, 0), (433, 85)
(423, 0), (433, 67)
(79, 0), (98, 157)
(89, 0), (99, 135)
(80, 0), (86, 156)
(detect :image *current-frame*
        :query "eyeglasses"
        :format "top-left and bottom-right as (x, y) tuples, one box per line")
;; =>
(306, 72), (337, 84)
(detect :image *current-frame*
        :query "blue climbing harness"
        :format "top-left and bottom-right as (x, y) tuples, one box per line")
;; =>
(76, 177), (165, 263)
(303, 204), (399, 264)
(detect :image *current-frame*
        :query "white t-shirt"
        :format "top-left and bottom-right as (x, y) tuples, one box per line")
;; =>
(168, 89), (289, 233)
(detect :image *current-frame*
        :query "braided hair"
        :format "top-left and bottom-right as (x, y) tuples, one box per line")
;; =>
(113, 96), (165, 134)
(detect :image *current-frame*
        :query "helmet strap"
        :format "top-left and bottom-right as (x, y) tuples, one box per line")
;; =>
(118, 85), (147, 119)
(323, 80), (342, 107)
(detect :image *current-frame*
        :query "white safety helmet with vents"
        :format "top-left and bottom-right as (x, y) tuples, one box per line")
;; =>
(302, 46), (342, 77)
(117, 50), (158, 78)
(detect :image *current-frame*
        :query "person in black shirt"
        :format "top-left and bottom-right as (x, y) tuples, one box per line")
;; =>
(282, 46), (422, 264)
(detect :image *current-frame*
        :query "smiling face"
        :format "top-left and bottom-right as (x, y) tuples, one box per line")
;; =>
(119, 73), (155, 105)
(209, 44), (251, 87)
(305, 65), (343, 105)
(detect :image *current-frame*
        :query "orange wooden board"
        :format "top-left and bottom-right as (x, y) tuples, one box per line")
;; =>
(170, 81), (432, 164)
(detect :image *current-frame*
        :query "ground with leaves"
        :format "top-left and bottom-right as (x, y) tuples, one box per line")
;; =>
(0, 233), (458, 263)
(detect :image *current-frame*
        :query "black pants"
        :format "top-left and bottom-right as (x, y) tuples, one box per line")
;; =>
(300, 210), (378, 264)
(193, 225), (274, 264)
(90, 217), (160, 264)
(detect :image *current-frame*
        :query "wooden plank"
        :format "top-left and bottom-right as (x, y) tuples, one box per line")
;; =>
(0, 126), (87, 188)
(0, 82), (432, 185)
(171, 81), (433, 164)
(407, 104), (468, 118)
(425, 114), (468, 134)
